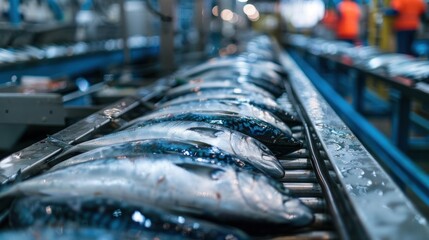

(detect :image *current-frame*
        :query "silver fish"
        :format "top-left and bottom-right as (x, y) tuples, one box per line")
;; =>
(60, 121), (284, 178)
(163, 80), (275, 101)
(176, 69), (284, 96)
(0, 227), (191, 240)
(0, 157), (313, 226)
(51, 139), (256, 173)
(130, 99), (292, 135)
(176, 58), (285, 80)
(156, 90), (301, 126)
(120, 111), (302, 155)
(10, 196), (249, 240)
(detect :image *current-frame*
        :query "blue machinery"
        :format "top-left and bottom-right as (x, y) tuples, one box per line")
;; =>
(0, 45), (159, 84)
(295, 48), (429, 153)
(8, 0), (93, 25)
(288, 49), (429, 206)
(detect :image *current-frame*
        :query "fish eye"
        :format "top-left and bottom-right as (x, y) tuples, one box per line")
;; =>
(256, 141), (270, 152)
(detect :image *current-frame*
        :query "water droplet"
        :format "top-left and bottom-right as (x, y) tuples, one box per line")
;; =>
(131, 211), (145, 224)
(177, 216), (185, 224)
(45, 206), (52, 215)
(236, 160), (245, 168)
(112, 209), (122, 217)
(144, 219), (152, 228)
(347, 168), (365, 176)
(416, 215), (427, 225)
(192, 223), (200, 229)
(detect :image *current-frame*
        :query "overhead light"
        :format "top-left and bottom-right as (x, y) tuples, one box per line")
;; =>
(248, 11), (260, 21)
(221, 9), (234, 21)
(243, 4), (257, 16)
(212, 6), (219, 16)
(238, 0), (248, 2)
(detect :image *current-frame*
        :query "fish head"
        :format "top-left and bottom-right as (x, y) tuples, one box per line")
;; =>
(237, 172), (314, 226)
(230, 133), (284, 179)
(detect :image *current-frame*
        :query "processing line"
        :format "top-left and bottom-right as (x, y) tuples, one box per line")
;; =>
(0, 37), (427, 239)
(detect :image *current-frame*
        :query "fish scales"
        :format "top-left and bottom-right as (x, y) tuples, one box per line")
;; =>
(0, 157), (313, 226)
(61, 121), (285, 178)
(122, 100), (303, 154)
(163, 80), (275, 101)
(51, 139), (257, 172)
(9, 196), (249, 240)
(157, 91), (301, 126)
(128, 99), (292, 135)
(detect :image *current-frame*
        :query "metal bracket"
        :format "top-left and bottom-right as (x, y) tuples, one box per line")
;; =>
(0, 97), (142, 184)
(0, 93), (65, 126)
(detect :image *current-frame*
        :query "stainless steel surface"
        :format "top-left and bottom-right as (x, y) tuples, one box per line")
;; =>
(280, 170), (337, 183)
(160, 0), (176, 73)
(279, 158), (312, 169)
(282, 149), (309, 159)
(299, 197), (327, 212)
(194, 0), (206, 52)
(280, 170), (317, 182)
(119, 0), (130, 65)
(0, 97), (141, 184)
(280, 158), (332, 170)
(283, 183), (323, 197)
(280, 52), (429, 239)
(271, 231), (337, 240)
(62, 82), (107, 103)
(0, 93), (64, 125)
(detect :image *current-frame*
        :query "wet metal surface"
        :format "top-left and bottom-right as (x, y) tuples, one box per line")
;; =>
(0, 97), (141, 184)
(280, 52), (429, 239)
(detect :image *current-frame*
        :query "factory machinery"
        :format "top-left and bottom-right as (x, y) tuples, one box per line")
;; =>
(0, 35), (428, 239)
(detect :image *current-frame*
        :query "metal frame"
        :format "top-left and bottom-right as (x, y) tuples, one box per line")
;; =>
(8, 0), (20, 26)
(294, 45), (429, 152)
(0, 96), (143, 184)
(0, 45), (159, 84)
(283, 50), (429, 239)
(0, 93), (65, 125)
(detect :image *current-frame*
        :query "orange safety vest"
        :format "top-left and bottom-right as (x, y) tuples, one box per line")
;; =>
(322, 8), (339, 31)
(391, 0), (427, 30)
(336, 0), (361, 39)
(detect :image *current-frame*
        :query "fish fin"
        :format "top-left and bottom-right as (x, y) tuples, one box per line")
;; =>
(175, 162), (225, 179)
(187, 127), (224, 138)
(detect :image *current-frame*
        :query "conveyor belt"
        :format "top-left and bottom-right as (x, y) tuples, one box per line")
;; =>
(274, 94), (341, 239)
(280, 51), (429, 239)
(0, 48), (428, 239)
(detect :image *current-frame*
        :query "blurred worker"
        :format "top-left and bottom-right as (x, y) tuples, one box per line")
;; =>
(385, 0), (427, 56)
(318, 1), (338, 39)
(336, 0), (361, 44)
